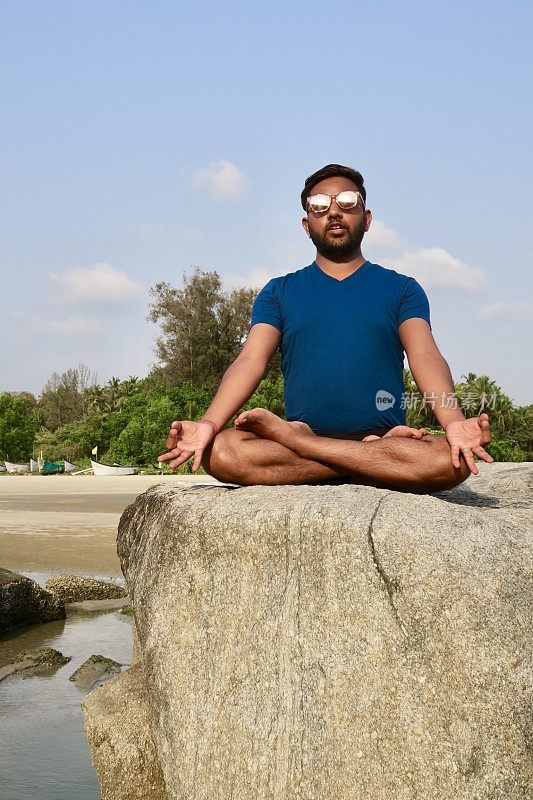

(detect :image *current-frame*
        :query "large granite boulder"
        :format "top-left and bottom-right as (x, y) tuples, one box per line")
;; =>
(83, 463), (533, 800)
(0, 568), (65, 633)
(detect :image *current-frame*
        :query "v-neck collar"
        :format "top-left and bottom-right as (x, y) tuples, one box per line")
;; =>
(312, 260), (369, 283)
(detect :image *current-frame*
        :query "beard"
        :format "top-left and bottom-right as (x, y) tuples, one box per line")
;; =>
(308, 217), (366, 262)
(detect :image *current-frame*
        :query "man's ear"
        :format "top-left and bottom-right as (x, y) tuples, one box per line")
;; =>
(302, 217), (310, 237)
(364, 209), (372, 232)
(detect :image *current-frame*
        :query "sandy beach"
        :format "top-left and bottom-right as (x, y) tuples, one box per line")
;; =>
(0, 474), (219, 576)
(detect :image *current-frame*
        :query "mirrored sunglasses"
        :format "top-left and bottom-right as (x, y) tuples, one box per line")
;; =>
(307, 190), (364, 214)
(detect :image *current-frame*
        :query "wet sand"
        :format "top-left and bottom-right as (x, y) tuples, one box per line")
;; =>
(0, 474), (219, 576)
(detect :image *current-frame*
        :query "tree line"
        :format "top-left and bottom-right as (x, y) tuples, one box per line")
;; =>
(0, 268), (530, 468)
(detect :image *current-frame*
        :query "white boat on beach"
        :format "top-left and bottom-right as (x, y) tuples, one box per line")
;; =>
(30, 458), (39, 472)
(90, 459), (137, 476)
(64, 460), (77, 473)
(4, 461), (31, 473)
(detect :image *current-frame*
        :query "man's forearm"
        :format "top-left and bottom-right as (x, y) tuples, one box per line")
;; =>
(200, 355), (268, 432)
(408, 351), (466, 428)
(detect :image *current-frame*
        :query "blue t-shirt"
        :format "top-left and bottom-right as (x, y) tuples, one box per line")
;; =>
(250, 261), (431, 432)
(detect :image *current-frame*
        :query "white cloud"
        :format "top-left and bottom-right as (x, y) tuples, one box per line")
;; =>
(479, 301), (533, 319)
(48, 263), (144, 304)
(193, 159), (249, 201)
(363, 219), (486, 293)
(31, 316), (103, 335)
(365, 219), (405, 252)
(381, 247), (485, 292)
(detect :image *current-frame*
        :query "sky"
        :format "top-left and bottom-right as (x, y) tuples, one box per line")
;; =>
(1, 1), (532, 404)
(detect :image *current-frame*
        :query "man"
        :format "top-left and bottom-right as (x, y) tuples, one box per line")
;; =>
(158, 164), (492, 493)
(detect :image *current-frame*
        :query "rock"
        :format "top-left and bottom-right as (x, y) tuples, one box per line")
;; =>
(0, 568), (65, 633)
(14, 646), (69, 666)
(0, 647), (70, 682)
(84, 463), (533, 800)
(67, 598), (129, 613)
(45, 575), (127, 604)
(70, 655), (123, 691)
(83, 665), (168, 800)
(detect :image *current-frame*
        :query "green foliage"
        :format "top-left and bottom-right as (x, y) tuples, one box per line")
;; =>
(505, 404), (533, 460)
(455, 373), (515, 435)
(148, 268), (256, 392)
(86, 375), (142, 415)
(97, 381), (211, 466)
(109, 397), (179, 465)
(35, 414), (106, 461)
(451, 373), (531, 460)
(486, 438), (528, 463)
(0, 392), (38, 461)
(39, 364), (97, 430)
(402, 370), (532, 462)
(243, 377), (285, 418)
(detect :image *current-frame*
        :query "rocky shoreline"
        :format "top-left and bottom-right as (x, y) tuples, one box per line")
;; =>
(0, 573), (130, 690)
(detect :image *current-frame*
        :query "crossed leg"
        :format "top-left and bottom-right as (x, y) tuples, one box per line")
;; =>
(202, 409), (485, 493)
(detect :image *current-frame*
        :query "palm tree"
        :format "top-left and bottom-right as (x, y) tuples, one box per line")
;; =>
(120, 376), (141, 399)
(456, 373), (515, 434)
(86, 385), (106, 413)
(105, 377), (121, 412)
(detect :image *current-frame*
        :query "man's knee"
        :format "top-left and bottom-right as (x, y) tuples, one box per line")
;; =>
(202, 428), (249, 482)
(419, 434), (471, 491)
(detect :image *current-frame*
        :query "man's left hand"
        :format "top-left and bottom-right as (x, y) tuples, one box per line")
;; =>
(445, 413), (494, 475)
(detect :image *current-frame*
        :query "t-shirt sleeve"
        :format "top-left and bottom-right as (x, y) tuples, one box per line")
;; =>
(398, 277), (431, 328)
(250, 279), (283, 331)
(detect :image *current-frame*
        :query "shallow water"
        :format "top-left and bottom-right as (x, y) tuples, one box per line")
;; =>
(0, 572), (133, 800)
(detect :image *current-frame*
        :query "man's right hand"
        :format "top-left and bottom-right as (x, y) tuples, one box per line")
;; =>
(158, 420), (217, 472)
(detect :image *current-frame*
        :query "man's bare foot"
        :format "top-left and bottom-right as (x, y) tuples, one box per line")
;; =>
(235, 408), (310, 448)
(236, 412), (431, 448)
(287, 420), (315, 436)
(362, 425), (428, 442)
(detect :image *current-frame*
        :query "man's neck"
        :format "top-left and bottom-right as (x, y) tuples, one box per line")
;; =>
(315, 252), (367, 279)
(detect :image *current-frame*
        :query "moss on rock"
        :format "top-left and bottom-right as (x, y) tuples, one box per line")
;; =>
(14, 647), (69, 666)
(45, 575), (127, 604)
(70, 654), (123, 690)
